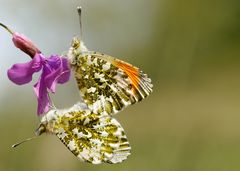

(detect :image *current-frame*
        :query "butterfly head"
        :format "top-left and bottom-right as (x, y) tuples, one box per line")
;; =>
(35, 109), (59, 136)
(71, 37), (80, 49)
(68, 37), (88, 64)
(71, 37), (88, 52)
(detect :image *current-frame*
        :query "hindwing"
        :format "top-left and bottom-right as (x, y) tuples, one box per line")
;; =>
(51, 108), (131, 164)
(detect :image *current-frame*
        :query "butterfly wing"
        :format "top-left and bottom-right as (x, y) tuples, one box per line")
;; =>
(53, 109), (131, 164)
(70, 51), (153, 115)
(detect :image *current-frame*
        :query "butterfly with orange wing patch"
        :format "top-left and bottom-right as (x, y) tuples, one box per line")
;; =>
(68, 38), (153, 115)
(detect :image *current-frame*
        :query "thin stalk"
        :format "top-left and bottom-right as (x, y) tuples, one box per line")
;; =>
(0, 23), (14, 34)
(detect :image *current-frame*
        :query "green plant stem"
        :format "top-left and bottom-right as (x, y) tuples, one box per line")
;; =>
(0, 23), (13, 35)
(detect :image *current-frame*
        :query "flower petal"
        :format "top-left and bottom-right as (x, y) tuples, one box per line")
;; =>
(44, 56), (71, 92)
(7, 53), (43, 85)
(57, 58), (71, 84)
(34, 72), (50, 115)
(46, 55), (61, 70)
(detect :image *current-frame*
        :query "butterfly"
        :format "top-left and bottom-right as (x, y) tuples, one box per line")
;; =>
(67, 38), (153, 115)
(36, 102), (131, 164)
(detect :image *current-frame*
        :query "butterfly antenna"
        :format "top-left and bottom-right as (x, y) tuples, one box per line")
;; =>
(77, 6), (83, 40)
(12, 136), (38, 148)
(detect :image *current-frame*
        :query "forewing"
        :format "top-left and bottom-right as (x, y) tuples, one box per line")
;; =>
(54, 110), (131, 164)
(71, 52), (153, 115)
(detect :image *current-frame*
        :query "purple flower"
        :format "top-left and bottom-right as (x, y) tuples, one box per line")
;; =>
(0, 23), (71, 115)
(8, 53), (71, 115)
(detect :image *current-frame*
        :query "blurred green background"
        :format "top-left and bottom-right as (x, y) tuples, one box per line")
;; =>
(1, 0), (240, 171)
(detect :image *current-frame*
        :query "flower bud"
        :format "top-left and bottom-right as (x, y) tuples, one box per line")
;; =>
(12, 32), (41, 58)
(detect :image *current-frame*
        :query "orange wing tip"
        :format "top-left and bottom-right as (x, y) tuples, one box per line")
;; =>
(115, 60), (153, 99)
(115, 60), (140, 89)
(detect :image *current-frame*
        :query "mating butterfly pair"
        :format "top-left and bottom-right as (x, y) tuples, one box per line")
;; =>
(35, 37), (153, 164)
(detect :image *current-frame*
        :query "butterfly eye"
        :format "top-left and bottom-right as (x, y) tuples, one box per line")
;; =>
(35, 123), (47, 136)
(72, 37), (80, 49)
